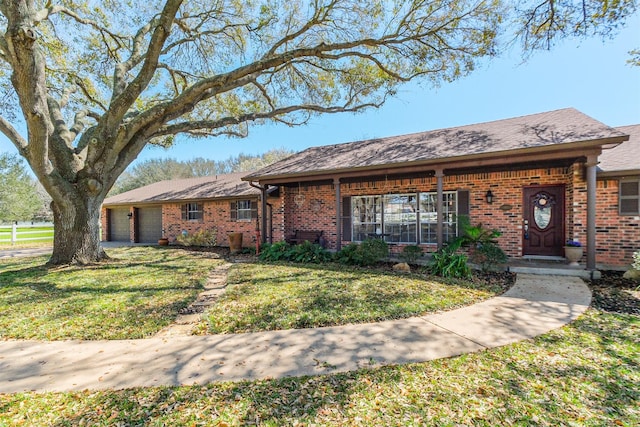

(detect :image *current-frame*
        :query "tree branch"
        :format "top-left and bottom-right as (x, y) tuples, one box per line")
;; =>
(0, 115), (28, 153)
(32, 4), (126, 52)
(150, 100), (382, 138)
(108, 0), (181, 110)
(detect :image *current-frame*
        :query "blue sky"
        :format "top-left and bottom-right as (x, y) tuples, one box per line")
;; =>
(1, 13), (639, 170)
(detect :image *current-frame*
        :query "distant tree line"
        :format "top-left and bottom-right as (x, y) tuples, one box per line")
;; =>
(109, 148), (294, 195)
(0, 153), (52, 223)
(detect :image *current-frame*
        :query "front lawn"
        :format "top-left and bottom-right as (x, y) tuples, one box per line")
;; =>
(1, 308), (637, 426)
(1, 252), (638, 425)
(0, 247), (222, 340)
(195, 263), (510, 334)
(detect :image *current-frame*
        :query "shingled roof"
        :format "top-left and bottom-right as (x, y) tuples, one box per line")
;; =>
(244, 108), (628, 182)
(103, 172), (259, 206)
(599, 124), (640, 175)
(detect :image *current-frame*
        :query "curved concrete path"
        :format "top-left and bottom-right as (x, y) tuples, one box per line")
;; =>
(0, 274), (591, 393)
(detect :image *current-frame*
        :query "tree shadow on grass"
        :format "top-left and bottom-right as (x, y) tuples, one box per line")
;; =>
(206, 262), (503, 334)
(38, 310), (638, 426)
(0, 248), (219, 340)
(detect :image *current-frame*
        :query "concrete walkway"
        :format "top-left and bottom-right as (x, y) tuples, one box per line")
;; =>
(0, 246), (52, 259)
(0, 274), (591, 394)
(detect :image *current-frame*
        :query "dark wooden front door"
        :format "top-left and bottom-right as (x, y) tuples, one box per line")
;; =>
(523, 186), (565, 257)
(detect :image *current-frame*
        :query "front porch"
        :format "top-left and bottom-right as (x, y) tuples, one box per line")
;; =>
(505, 257), (603, 280)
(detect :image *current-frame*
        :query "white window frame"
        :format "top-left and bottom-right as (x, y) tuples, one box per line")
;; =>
(236, 199), (253, 221)
(419, 191), (457, 244)
(184, 203), (203, 221)
(351, 196), (382, 241)
(350, 191), (458, 244)
(383, 194), (418, 244)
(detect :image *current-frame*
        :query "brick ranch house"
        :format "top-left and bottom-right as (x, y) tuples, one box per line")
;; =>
(101, 172), (272, 247)
(102, 108), (639, 270)
(243, 108), (638, 270)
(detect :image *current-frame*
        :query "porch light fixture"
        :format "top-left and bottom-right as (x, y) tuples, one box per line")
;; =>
(127, 212), (133, 218)
(485, 190), (494, 204)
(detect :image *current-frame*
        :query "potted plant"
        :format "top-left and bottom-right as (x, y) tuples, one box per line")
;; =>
(158, 229), (169, 246)
(564, 240), (583, 266)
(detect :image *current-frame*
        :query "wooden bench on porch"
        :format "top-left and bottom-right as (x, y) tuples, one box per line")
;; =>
(287, 230), (324, 246)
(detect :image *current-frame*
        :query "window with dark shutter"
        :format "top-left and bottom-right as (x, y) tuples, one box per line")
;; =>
(230, 201), (237, 221)
(251, 200), (258, 219)
(457, 190), (470, 237)
(182, 203), (203, 221)
(235, 200), (252, 221)
(342, 197), (352, 241)
(620, 180), (640, 215)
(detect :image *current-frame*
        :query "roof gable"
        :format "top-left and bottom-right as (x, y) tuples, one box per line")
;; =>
(244, 108), (626, 181)
(103, 172), (259, 206)
(599, 124), (640, 174)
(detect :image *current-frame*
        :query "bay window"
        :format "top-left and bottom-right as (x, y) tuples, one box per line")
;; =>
(350, 191), (460, 244)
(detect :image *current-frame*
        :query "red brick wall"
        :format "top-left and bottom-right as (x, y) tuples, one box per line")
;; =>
(100, 166), (639, 267)
(163, 200), (260, 247)
(283, 184), (337, 243)
(268, 194), (286, 243)
(101, 198), (263, 248)
(280, 167), (575, 257)
(594, 178), (639, 267)
(100, 208), (108, 241)
(275, 165), (640, 266)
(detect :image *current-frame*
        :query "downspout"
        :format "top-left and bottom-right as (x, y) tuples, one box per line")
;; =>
(266, 202), (273, 244)
(435, 169), (444, 250)
(334, 177), (342, 251)
(585, 155), (598, 271)
(249, 182), (268, 244)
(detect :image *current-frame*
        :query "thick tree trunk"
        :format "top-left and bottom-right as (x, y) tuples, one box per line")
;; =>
(48, 194), (107, 265)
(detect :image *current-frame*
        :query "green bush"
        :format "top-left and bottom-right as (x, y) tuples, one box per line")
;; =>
(335, 239), (389, 266)
(429, 246), (472, 279)
(451, 218), (507, 273)
(359, 238), (389, 265)
(258, 241), (332, 264)
(334, 243), (361, 265)
(258, 241), (292, 262)
(288, 240), (333, 263)
(470, 242), (508, 272)
(176, 228), (217, 247)
(400, 245), (423, 263)
(452, 217), (501, 248)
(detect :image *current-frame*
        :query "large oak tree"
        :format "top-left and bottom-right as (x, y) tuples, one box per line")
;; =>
(0, 0), (635, 265)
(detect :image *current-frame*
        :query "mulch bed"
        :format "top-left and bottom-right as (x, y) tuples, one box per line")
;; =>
(588, 271), (640, 315)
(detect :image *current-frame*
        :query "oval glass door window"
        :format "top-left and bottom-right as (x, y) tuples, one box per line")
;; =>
(534, 205), (552, 229)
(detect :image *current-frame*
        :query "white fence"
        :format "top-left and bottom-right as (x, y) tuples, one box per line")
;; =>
(0, 224), (54, 245)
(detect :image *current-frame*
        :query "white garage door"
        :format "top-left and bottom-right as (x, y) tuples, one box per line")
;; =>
(138, 207), (163, 243)
(109, 208), (130, 242)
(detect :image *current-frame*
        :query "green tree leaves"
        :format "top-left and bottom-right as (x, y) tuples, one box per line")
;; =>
(0, 154), (43, 222)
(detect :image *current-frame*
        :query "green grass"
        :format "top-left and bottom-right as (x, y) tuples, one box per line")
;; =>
(0, 247), (223, 340)
(0, 257), (637, 425)
(1, 309), (637, 426)
(195, 263), (501, 334)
